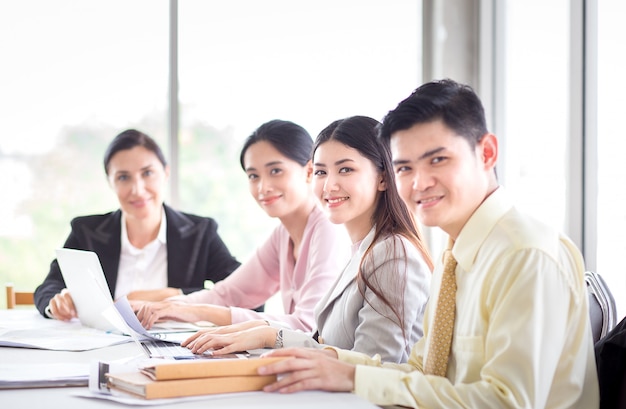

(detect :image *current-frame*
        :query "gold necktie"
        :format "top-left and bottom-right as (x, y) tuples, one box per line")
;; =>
(424, 244), (457, 377)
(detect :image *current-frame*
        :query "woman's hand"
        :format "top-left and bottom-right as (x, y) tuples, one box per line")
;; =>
(133, 301), (198, 329)
(258, 348), (355, 394)
(133, 301), (233, 329)
(48, 288), (77, 321)
(182, 325), (278, 355)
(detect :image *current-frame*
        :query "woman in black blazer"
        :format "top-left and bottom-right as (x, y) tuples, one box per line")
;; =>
(34, 129), (240, 319)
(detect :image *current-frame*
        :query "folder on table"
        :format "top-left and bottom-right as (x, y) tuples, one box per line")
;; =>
(106, 356), (289, 399)
(139, 356), (288, 380)
(106, 371), (275, 399)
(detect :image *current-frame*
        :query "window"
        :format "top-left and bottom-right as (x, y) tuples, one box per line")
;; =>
(0, 0), (168, 303)
(596, 0), (626, 318)
(176, 0), (422, 260)
(500, 0), (570, 233)
(0, 0), (422, 309)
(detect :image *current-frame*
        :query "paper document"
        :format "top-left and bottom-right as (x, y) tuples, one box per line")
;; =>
(113, 297), (198, 344)
(0, 299), (197, 351)
(0, 363), (89, 389)
(0, 312), (131, 351)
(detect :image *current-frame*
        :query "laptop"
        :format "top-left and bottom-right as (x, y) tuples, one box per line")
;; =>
(55, 248), (248, 360)
(139, 340), (249, 360)
(55, 248), (118, 332)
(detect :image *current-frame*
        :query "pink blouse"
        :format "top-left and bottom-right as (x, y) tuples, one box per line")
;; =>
(171, 206), (350, 331)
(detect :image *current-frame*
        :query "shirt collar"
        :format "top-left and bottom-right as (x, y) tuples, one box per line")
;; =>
(121, 207), (168, 251)
(453, 186), (512, 271)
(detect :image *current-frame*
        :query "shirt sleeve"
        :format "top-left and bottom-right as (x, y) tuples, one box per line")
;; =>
(170, 215), (348, 332)
(230, 215), (348, 331)
(348, 249), (594, 408)
(172, 227), (281, 308)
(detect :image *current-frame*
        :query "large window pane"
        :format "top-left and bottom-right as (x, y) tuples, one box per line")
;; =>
(0, 0), (168, 307)
(177, 0), (423, 260)
(501, 0), (569, 233)
(596, 1), (626, 319)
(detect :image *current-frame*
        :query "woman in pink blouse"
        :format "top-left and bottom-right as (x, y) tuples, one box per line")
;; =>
(131, 120), (350, 331)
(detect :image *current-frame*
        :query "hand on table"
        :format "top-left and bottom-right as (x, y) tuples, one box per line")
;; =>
(258, 348), (356, 394)
(182, 324), (277, 355)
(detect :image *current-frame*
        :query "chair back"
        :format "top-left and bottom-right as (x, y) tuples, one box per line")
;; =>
(595, 315), (626, 408)
(586, 271), (617, 343)
(5, 283), (35, 309)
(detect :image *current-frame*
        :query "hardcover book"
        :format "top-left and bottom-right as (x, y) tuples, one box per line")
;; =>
(139, 356), (288, 381)
(106, 371), (276, 399)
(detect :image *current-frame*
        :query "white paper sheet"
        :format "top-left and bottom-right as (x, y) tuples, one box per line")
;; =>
(0, 325), (131, 351)
(113, 297), (197, 343)
(0, 363), (89, 388)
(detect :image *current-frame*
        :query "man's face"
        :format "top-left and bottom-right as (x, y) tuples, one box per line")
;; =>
(389, 119), (496, 239)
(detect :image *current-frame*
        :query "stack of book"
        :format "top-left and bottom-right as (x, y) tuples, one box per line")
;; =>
(105, 356), (287, 400)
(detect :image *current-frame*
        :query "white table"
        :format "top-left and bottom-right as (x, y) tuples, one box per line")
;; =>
(2, 385), (376, 409)
(0, 309), (379, 408)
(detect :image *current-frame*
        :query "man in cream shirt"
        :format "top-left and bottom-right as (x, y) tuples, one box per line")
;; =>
(258, 79), (599, 409)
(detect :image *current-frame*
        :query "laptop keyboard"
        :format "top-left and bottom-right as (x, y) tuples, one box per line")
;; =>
(143, 340), (197, 359)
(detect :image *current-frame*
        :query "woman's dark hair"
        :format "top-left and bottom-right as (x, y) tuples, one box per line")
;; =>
(103, 129), (167, 175)
(239, 120), (312, 170)
(314, 115), (434, 343)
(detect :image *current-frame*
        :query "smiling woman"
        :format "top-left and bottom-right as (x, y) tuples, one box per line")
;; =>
(33, 129), (241, 320)
(104, 131), (171, 250)
(131, 120), (351, 332)
(176, 116), (433, 365)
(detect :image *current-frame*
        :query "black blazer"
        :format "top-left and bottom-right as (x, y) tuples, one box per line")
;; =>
(34, 204), (241, 316)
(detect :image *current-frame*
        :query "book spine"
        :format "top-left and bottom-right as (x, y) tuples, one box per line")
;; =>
(150, 357), (286, 380)
(144, 375), (276, 399)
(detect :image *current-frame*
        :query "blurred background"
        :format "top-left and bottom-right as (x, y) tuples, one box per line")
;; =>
(1, 0), (624, 318)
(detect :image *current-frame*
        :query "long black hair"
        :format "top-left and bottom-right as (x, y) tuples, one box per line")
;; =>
(314, 115), (434, 340)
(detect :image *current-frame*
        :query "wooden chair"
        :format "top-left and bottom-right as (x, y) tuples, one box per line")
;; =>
(5, 283), (34, 309)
